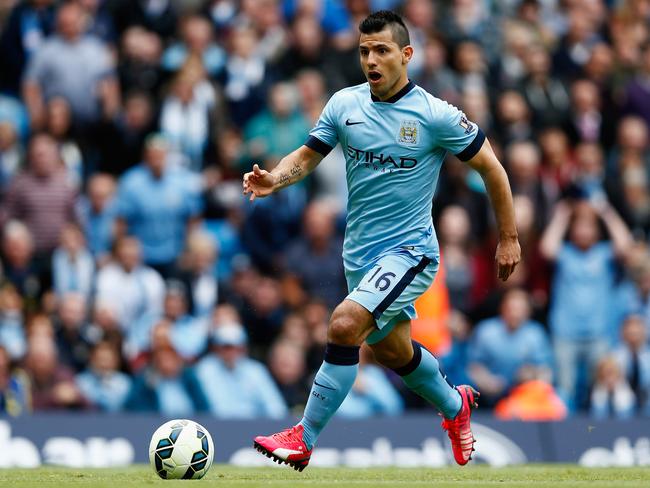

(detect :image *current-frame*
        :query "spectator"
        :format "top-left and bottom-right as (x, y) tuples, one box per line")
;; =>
(95, 235), (165, 332)
(439, 0), (500, 63)
(194, 323), (288, 418)
(590, 355), (636, 419)
(538, 126), (575, 195)
(564, 79), (614, 147)
(110, 0), (178, 40)
(468, 288), (553, 406)
(243, 81), (310, 168)
(51, 223), (95, 301)
(160, 62), (218, 172)
(519, 43), (570, 129)
(53, 292), (93, 372)
(125, 341), (209, 416)
(240, 276), (286, 358)
(45, 97), (83, 189)
(161, 14), (225, 77)
(436, 205), (474, 313)
(621, 41), (650, 128)
(540, 199), (633, 409)
(493, 90), (534, 145)
(172, 231), (219, 318)
(76, 173), (118, 263)
(612, 315), (650, 415)
(85, 298), (124, 350)
(0, 283), (26, 360)
(78, 0), (117, 44)
(268, 338), (309, 412)
(3, 133), (77, 260)
(22, 1), (120, 131)
(24, 336), (87, 410)
(223, 24), (269, 126)
(0, 0), (57, 96)
(241, 173), (306, 273)
(116, 27), (164, 97)
(97, 90), (157, 176)
(274, 14), (327, 81)
(552, 8), (602, 80)
(116, 134), (203, 276)
(1, 220), (46, 310)
(129, 280), (209, 362)
(506, 141), (551, 226)
(75, 341), (131, 412)
(0, 345), (30, 416)
(282, 200), (346, 310)
(415, 35), (459, 106)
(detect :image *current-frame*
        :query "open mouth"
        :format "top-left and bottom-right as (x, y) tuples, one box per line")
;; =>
(368, 71), (382, 83)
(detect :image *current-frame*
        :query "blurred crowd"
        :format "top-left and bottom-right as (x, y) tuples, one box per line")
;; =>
(1, 0), (650, 421)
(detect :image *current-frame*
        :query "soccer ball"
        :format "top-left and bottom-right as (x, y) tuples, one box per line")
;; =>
(149, 419), (214, 480)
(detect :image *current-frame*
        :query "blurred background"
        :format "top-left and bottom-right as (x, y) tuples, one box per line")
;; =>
(0, 0), (649, 424)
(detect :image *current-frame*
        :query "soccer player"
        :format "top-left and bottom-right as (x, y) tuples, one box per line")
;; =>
(243, 11), (521, 470)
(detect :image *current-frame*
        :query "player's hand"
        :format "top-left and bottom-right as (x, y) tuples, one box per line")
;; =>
(495, 235), (521, 282)
(242, 163), (275, 201)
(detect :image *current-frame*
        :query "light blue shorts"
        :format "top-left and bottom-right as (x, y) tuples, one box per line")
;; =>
(345, 251), (439, 345)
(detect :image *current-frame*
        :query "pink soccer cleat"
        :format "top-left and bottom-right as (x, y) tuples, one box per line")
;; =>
(441, 385), (480, 466)
(253, 424), (312, 472)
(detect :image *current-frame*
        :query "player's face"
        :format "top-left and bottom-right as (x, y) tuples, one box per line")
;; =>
(359, 28), (412, 100)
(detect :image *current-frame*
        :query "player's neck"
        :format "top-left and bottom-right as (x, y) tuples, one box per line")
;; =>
(372, 76), (411, 102)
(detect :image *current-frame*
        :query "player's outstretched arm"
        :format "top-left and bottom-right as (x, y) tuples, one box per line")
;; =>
(242, 145), (324, 201)
(465, 138), (521, 281)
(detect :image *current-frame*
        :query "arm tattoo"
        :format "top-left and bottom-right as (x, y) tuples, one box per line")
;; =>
(277, 162), (303, 187)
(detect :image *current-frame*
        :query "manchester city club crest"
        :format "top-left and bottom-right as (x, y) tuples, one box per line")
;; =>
(398, 119), (419, 145)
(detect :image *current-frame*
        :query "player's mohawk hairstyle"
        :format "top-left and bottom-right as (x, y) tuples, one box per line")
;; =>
(359, 10), (410, 48)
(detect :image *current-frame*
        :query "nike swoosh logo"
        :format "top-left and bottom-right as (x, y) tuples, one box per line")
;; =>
(314, 380), (336, 390)
(345, 119), (364, 126)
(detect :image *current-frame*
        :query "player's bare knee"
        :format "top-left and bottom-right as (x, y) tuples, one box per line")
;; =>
(327, 302), (372, 346)
(328, 315), (362, 345)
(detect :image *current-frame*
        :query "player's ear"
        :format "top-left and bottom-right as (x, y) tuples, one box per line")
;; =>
(402, 45), (414, 64)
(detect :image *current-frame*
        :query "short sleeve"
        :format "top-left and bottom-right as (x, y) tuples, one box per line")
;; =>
(431, 100), (485, 161)
(305, 94), (339, 156)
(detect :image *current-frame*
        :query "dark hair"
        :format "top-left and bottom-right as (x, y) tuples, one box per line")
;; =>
(359, 10), (410, 48)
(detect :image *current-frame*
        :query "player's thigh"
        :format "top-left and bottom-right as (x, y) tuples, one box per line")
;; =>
(327, 298), (376, 346)
(369, 319), (414, 369)
(346, 252), (438, 342)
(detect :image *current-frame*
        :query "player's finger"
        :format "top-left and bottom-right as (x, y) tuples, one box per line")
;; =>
(253, 163), (262, 175)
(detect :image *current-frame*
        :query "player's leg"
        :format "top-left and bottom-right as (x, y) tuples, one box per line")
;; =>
(254, 299), (375, 470)
(370, 320), (462, 419)
(298, 299), (375, 448)
(370, 320), (479, 465)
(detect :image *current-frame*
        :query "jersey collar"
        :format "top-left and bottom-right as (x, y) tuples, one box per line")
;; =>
(370, 80), (415, 103)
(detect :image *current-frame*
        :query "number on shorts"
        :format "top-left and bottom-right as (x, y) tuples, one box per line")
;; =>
(367, 267), (396, 292)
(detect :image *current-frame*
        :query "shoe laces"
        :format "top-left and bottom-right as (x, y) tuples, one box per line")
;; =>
(273, 426), (300, 444)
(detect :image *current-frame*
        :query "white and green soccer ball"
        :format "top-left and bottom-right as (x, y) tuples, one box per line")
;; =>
(149, 419), (214, 480)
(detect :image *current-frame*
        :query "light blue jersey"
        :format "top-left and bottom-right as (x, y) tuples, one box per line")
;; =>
(306, 81), (484, 270)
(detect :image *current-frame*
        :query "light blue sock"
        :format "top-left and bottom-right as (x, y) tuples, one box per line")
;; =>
(396, 341), (462, 419)
(299, 343), (359, 449)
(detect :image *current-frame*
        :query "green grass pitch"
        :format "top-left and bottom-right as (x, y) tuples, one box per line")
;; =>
(1, 465), (650, 487)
